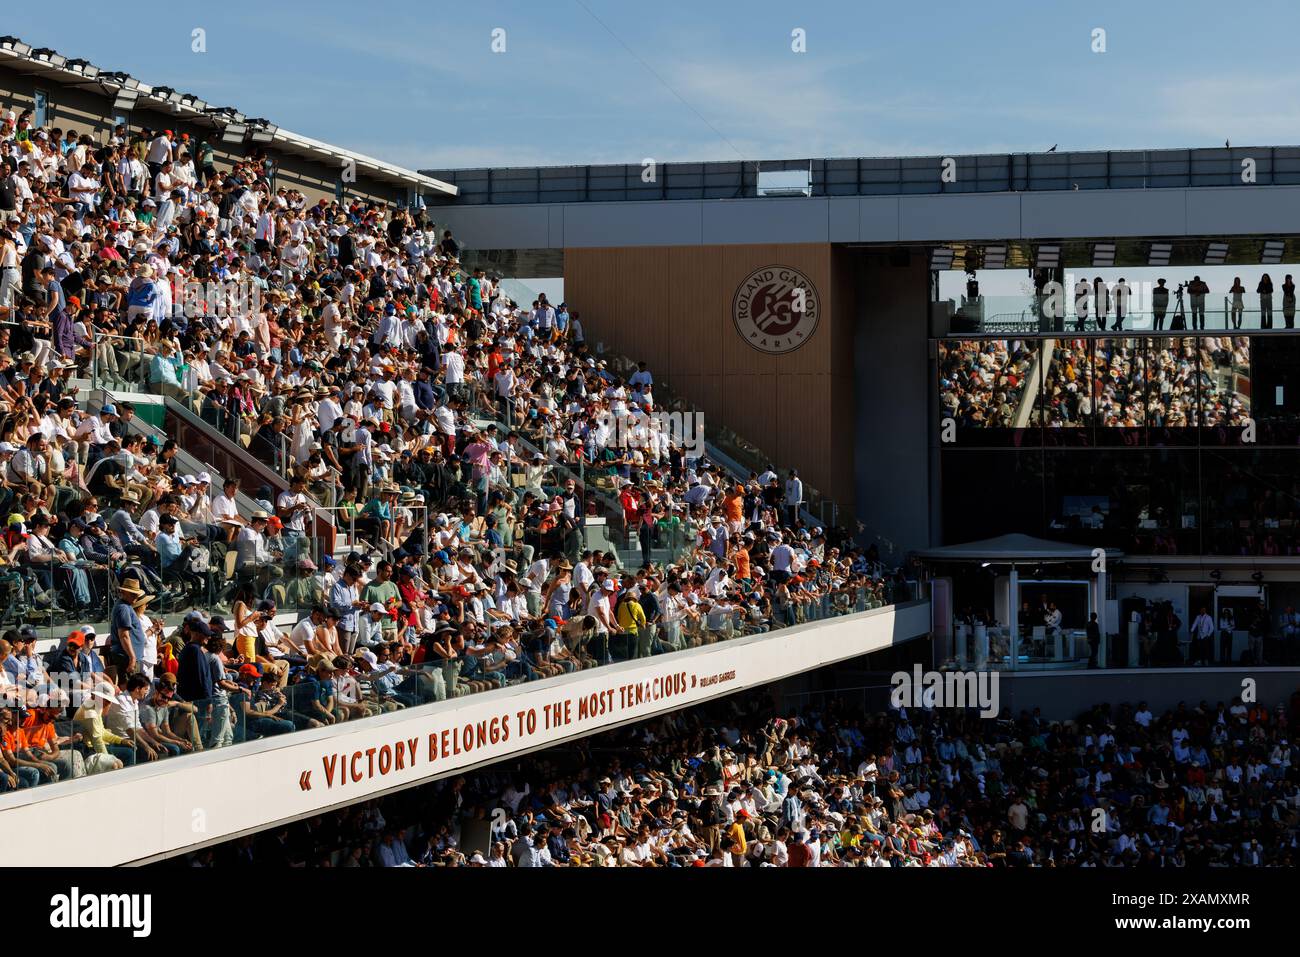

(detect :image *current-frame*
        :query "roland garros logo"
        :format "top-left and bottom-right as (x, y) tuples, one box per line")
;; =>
(732, 265), (820, 355)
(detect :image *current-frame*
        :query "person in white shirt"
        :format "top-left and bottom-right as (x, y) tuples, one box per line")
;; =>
(276, 477), (312, 537)
(784, 470), (804, 524)
(287, 606), (325, 655)
(587, 580), (616, 636)
(211, 478), (245, 539)
(146, 131), (174, 170)
(235, 513), (275, 569)
(441, 350), (465, 397)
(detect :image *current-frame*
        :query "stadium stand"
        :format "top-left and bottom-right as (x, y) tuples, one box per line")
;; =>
(174, 690), (1300, 867)
(0, 104), (906, 790)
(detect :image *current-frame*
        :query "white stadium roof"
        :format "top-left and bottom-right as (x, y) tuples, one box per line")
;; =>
(0, 35), (456, 196)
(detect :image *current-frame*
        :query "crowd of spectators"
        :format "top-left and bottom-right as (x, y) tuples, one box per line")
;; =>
(943, 337), (1251, 433)
(938, 339), (1034, 428)
(0, 105), (900, 790)
(173, 689), (1300, 867)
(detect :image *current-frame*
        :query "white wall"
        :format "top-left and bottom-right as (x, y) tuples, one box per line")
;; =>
(2, 601), (930, 866)
(434, 185), (1300, 249)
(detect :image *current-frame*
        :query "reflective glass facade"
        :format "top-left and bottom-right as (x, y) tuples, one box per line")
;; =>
(938, 333), (1300, 555)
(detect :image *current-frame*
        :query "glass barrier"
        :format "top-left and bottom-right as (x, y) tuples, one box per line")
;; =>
(1, 576), (897, 795)
(941, 294), (1300, 335)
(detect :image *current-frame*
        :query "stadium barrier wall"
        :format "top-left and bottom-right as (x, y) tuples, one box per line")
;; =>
(2, 600), (931, 865)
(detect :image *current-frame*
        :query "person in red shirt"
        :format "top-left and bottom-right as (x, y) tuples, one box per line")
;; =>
(787, 833), (812, 867)
(619, 487), (642, 527)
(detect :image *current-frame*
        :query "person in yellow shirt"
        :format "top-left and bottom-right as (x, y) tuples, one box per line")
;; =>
(615, 586), (648, 656)
(727, 810), (749, 864)
(73, 687), (128, 774)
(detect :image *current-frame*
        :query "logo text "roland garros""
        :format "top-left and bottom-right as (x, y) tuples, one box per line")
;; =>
(49, 888), (151, 938)
(890, 666), (1000, 719)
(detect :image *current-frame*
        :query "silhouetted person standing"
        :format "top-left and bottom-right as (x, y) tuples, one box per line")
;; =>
(1284, 275), (1296, 329)
(1152, 278), (1170, 330)
(1074, 277), (1091, 331)
(1093, 277), (1110, 331)
(1188, 275), (1209, 330)
(1258, 273), (1274, 329)
(1112, 277), (1130, 330)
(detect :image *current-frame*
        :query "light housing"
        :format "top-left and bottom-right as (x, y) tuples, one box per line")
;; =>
(1261, 239), (1286, 264)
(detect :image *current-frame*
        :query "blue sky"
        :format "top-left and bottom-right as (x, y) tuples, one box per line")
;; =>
(9, 0), (1300, 173)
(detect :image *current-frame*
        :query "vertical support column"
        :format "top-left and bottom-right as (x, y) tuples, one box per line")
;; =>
(1096, 568), (1108, 668)
(1008, 566), (1019, 671)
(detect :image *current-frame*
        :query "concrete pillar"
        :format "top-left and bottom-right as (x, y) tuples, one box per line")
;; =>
(854, 251), (933, 558)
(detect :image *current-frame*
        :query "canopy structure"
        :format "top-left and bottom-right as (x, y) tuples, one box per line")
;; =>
(916, 535), (1121, 670)
(913, 533), (1122, 565)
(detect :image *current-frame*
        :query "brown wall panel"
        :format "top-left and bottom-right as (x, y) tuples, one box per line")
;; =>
(566, 243), (853, 508)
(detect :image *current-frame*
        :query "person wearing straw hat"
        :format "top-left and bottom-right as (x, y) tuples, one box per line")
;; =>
(107, 577), (155, 678)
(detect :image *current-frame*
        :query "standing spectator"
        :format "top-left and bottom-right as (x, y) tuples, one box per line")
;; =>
(784, 470), (803, 526)
(1188, 275), (1209, 330)
(107, 579), (155, 678)
(1257, 273), (1274, 329)
(1229, 277), (1245, 330)
(1151, 278), (1169, 330)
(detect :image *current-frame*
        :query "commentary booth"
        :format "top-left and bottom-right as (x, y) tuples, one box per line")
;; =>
(915, 534), (1122, 671)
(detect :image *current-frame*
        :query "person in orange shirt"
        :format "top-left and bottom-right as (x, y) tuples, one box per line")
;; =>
(22, 706), (84, 781)
(0, 709), (43, 789)
(732, 542), (751, 582)
(722, 484), (745, 535)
